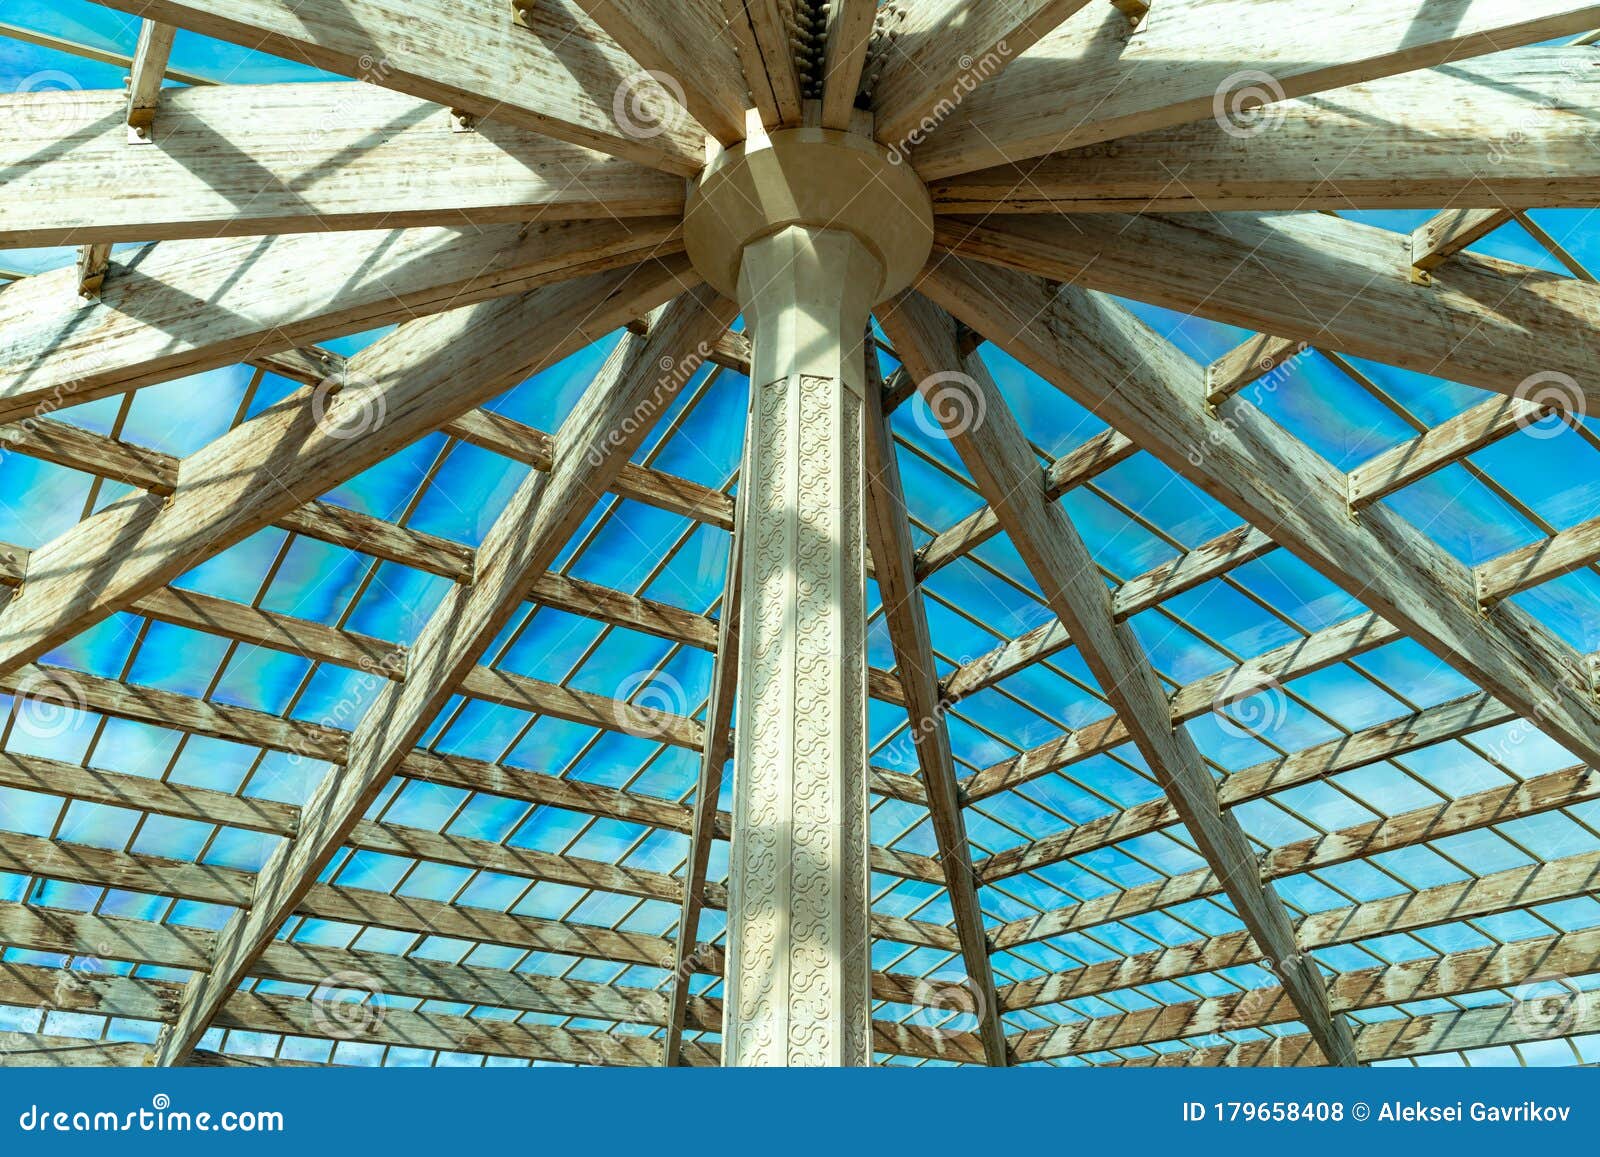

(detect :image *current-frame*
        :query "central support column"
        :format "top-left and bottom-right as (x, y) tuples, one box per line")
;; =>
(724, 225), (878, 1065)
(685, 119), (934, 1066)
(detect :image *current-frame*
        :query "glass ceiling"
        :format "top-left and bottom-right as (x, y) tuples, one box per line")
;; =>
(1, 0), (1598, 1069)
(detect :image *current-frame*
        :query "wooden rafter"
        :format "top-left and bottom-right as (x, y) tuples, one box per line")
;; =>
(881, 292), (1359, 1068)
(870, 0), (1092, 148)
(936, 211), (1600, 430)
(572, 0), (748, 143)
(662, 464), (744, 1065)
(906, 0), (1600, 178)
(931, 50), (1600, 213)
(0, 219), (684, 427)
(819, 0), (876, 129)
(861, 352), (1008, 1067)
(86, 0), (706, 174)
(2, 83), (684, 248)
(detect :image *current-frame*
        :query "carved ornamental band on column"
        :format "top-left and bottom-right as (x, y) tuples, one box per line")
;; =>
(685, 111), (934, 1065)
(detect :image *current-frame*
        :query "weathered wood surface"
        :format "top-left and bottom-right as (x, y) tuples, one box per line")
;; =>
(0, 219), (682, 426)
(0, 260), (691, 676)
(931, 49), (1600, 211)
(907, 0), (1600, 178)
(86, 0), (707, 174)
(936, 212), (1600, 412)
(0, 83), (684, 247)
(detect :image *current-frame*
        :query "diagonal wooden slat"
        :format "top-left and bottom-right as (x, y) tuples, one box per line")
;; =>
(880, 291), (1359, 1067)
(861, 348), (1007, 1066)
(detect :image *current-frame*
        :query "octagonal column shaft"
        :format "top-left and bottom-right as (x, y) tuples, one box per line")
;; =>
(721, 225), (880, 1066)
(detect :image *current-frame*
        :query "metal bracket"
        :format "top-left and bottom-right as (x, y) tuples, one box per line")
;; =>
(1407, 264), (1435, 287)
(510, 0), (538, 29)
(449, 108), (478, 133)
(1110, 0), (1151, 27)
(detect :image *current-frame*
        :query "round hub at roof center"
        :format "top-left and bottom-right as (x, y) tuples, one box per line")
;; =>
(683, 124), (935, 305)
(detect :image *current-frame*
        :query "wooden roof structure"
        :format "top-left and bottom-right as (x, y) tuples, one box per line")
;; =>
(0, 0), (1599, 1068)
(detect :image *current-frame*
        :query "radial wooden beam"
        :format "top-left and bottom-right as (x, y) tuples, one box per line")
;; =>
(85, 0), (706, 174)
(725, 0), (803, 125)
(906, 0), (1600, 179)
(154, 287), (739, 1065)
(916, 257), (1600, 771)
(663, 483), (743, 1066)
(936, 211), (1600, 414)
(870, 0), (1093, 150)
(0, 258), (691, 679)
(571, 0), (748, 143)
(0, 83), (684, 248)
(861, 356), (1008, 1067)
(930, 49), (1600, 212)
(819, 0), (876, 129)
(880, 292), (1359, 1068)
(0, 218), (681, 427)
